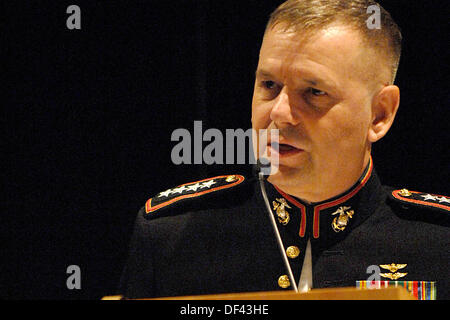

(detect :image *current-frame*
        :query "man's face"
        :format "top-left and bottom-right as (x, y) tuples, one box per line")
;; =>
(252, 23), (379, 202)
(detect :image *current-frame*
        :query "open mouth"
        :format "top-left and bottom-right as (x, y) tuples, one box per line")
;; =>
(269, 142), (303, 156)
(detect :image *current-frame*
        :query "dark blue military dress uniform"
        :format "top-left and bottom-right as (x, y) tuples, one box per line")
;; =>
(119, 159), (449, 299)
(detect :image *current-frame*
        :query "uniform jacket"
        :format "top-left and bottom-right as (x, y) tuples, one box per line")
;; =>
(119, 160), (449, 299)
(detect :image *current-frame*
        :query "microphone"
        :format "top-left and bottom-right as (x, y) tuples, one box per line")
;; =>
(257, 158), (298, 292)
(256, 157), (272, 179)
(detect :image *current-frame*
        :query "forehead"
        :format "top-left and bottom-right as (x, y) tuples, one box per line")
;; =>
(258, 24), (369, 85)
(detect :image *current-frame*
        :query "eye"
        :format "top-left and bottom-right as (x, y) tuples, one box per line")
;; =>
(259, 80), (281, 100)
(303, 87), (329, 110)
(309, 88), (326, 96)
(262, 80), (277, 89)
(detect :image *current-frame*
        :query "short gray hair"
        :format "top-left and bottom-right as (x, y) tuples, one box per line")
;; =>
(266, 0), (402, 83)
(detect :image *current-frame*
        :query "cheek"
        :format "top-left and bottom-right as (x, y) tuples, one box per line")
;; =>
(251, 100), (273, 130)
(315, 103), (372, 148)
(251, 99), (277, 159)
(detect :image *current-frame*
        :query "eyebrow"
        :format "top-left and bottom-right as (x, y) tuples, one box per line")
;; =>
(255, 68), (337, 91)
(304, 79), (318, 86)
(255, 69), (273, 78)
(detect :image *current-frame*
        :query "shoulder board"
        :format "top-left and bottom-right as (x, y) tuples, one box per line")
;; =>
(389, 188), (450, 213)
(144, 175), (246, 219)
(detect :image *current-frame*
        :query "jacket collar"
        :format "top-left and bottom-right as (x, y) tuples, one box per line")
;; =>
(265, 157), (383, 241)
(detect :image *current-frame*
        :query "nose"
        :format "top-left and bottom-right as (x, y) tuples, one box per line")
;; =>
(270, 89), (300, 127)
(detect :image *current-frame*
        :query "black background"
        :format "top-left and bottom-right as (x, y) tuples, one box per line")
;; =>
(3, 0), (449, 299)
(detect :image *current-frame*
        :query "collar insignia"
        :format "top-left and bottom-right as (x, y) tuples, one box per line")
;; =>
(331, 206), (354, 232)
(272, 198), (292, 225)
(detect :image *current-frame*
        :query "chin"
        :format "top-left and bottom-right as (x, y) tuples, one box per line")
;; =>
(267, 165), (309, 189)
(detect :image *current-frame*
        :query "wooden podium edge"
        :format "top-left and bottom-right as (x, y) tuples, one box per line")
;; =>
(102, 287), (415, 300)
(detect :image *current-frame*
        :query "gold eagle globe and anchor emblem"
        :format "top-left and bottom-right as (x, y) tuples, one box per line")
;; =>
(272, 198), (292, 225)
(331, 206), (355, 232)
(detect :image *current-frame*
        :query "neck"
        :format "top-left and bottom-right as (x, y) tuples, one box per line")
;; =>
(270, 155), (373, 204)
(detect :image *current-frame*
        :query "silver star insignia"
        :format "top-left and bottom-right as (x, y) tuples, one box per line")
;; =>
(201, 180), (216, 189)
(421, 194), (438, 201)
(171, 185), (187, 194)
(186, 182), (202, 192)
(158, 189), (173, 198)
(437, 196), (450, 204)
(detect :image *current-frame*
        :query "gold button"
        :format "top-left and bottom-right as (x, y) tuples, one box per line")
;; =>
(278, 275), (291, 288)
(225, 175), (237, 182)
(286, 246), (300, 259)
(399, 189), (412, 197)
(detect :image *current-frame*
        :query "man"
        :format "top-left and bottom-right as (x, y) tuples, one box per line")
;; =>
(119, 0), (449, 299)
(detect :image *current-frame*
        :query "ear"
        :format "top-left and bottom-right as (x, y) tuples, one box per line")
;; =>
(367, 85), (400, 143)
